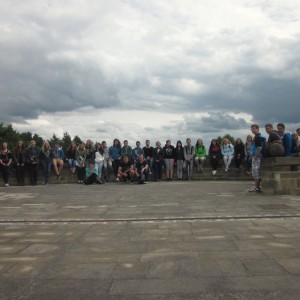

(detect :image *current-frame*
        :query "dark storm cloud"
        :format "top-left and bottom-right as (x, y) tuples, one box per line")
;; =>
(1, 0), (300, 138)
(174, 113), (250, 134)
(0, 41), (120, 122)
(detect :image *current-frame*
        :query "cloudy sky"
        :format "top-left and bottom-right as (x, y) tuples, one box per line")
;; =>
(1, 0), (300, 146)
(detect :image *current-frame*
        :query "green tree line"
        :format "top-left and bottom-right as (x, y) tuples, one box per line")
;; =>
(0, 123), (83, 153)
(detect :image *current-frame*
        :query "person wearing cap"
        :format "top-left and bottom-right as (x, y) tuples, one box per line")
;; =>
(52, 142), (65, 180)
(84, 161), (100, 185)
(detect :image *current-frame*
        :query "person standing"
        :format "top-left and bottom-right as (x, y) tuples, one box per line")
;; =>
(143, 140), (154, 174)
(13, 140), (26, 185)
(39, 140), (53, 185)
(163, 140), (175, 180)
(153, 141), (164, 182)
(175, 140), (185, 180)
(244, 135), (253, 175)
(183, 138), (195, 180)
(121, 140), (133, 160)
(75, 143), (87, 183)
(132, 141), (144, 167)
(26, 140), (39, 185)
(0, 142), (13, 187)
(109, 139), (122, 180)
(102, 141), (112, 181)
(249, 124), (266, 192)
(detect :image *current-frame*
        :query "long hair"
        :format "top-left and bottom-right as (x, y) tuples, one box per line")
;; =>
(16, 140), (25, 152)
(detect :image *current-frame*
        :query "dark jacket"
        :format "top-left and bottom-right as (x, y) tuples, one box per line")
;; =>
(153, 147), (164, 161)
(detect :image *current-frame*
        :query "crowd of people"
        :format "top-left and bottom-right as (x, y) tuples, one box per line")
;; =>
(0, 124), (299, 188)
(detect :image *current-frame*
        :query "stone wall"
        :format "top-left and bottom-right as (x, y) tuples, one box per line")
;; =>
(262, 157), (300, 195)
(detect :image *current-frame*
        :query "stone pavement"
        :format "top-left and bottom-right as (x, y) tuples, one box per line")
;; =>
(0, 181), (300, 299)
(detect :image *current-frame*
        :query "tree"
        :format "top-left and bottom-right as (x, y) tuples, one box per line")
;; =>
(73, 135), (82, 146)
(61, 132), (72, 153)
(0, 123), (20, 149)
(217, 134), (236, 146)
(32, 134), (44, 148)
(49, 133), (61, 147)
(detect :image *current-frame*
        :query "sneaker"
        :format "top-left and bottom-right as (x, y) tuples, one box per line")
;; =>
(212, 170), (216, 175)
(248, 187), (261, 193)
(116, 178), (120, 182)
(5, 183), (9, 187)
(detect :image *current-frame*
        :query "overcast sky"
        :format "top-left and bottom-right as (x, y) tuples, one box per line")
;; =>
(1, 0), (300, 146)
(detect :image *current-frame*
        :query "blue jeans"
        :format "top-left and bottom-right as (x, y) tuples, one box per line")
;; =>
(68, 159), (76, 169)
(153, 160), (163, 180)
(41, 161), (51, 184)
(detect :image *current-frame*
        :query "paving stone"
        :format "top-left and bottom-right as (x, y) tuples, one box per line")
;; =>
(197, 250), (268, 260)
(20, 243), (68, 254)
(146, 240), (237, 252)
(217, 260), (250, 276)
(242, 259), (288, 275)
(148, 259), (222, 278)
(276, 258), (300, 274)
(0, 244), (29, 254)
(140, 252), (199, 263)
(0, 182), (300, 299)
(111, 262), (148, 279)
(39, 262), (116, 279)
(19, 279), (112, 300)
(263, 248), (300, 259)
(109, 277), (229, 295)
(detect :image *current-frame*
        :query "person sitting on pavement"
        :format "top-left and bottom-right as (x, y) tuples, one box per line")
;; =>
(135, 154), (149, 184)
(117, 155), (135, 183)
(84, 161), (100, 185)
